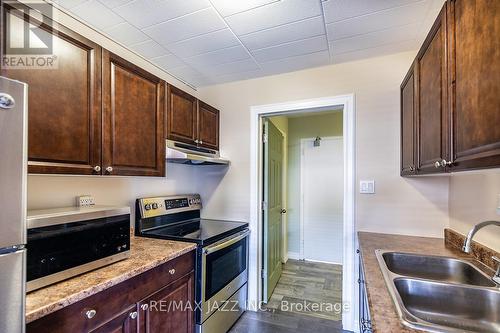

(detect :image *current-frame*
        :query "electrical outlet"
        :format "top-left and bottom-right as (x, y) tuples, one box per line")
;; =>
(77, 195), (95, 207)
(360, 180), (375, 194)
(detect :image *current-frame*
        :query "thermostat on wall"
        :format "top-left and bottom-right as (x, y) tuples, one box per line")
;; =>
(360, 180), (375, 194)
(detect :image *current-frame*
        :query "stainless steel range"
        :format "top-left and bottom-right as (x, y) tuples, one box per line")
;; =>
(135, 194), (249, 333)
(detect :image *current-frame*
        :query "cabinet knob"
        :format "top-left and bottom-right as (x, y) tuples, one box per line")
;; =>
(409, 165), (415, 172)
(169, 268), (176, 275)
(195, 139), (199, 143)
(199, 140), (203, 145)
(141, 304), (149, 311)
(105, 166), (113, 173)
(85, 309), (97, 319)
(93, 165), (101, 172)
(129, 311), (138, 320)
(440, 159), (453, 167)
(434, 161), (441, 168)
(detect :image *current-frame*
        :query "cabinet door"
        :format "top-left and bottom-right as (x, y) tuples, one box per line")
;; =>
(167, 85), (197, 145)
(400, 65), (416, 176)
(138, 272), (194, 333)
(449, 0), (500, 170)
(416, 4), (449, 174)
(1, 1), (102, 175)
(102, 51), (165, 177)
(90, 305), (138, 333)
(197, 101), (219, 150)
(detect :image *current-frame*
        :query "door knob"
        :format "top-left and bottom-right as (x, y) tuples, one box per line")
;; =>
(105, 166), (113, 173)
(280, 209), (287, 214)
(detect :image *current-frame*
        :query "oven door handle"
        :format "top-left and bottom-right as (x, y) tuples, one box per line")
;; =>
(203, 230), (250, 255)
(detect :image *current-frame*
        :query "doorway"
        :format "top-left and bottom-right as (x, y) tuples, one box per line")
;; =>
(249, 95), (356, 332)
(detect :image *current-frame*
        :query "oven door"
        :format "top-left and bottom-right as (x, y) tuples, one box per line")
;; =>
(201, 229), (249, 322)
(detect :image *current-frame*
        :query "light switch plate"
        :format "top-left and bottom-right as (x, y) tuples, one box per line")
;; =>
(360, 180), (375, 194)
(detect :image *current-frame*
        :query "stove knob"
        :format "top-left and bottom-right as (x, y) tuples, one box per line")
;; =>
(152, 203), (158, 209)
(144, 204), (151, 211)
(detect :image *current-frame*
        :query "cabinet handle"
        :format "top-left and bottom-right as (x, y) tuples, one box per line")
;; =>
(105, 166), (113, 173)
(85, 309), (97, 319)
(141, 304), (149, 311)
(440, 159), (453, 167)
(434, 161), (441, 168)
(169, 268), (176, 275)
(93, 165), (101, 172)
(129, 311), (138, 320)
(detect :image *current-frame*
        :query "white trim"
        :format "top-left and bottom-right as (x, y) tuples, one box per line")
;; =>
(249, 94), (357, 332)
(287, 251), (301, 260)
(300, 136), (343, 263)
(302, 258), (343, 265)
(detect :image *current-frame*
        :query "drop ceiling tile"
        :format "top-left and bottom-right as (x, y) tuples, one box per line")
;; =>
(98, 0), (133, 9)
(210, 0), (279, 17)
(240, 15), (326, 50)
(103, 22), (149, 45)
(143, 7), (227, 45)
(322, 0), (420, 23)
(252, 35), (328, 63)
(165, 28), (240, 58)
(225, 0), (322, 35)
(151, 53), (186, 69)
(331, 40), (418, 63)
(326, 1), (429, 40)
(53, 0), (88, 9)
(259, 50), (331, 73)
(201, 58), (260, 77)
(130, 39), (169, 58)
(330, 23), (419, 55)
(184, 45), (250, 68)
(72, 0), (124, 30)
(167, 65), (211, 85)
(112, 0), (210, 29)
(211, 69), (264, 85)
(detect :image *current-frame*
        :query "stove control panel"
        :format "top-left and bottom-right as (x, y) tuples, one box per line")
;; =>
(138, 194), (202, 218)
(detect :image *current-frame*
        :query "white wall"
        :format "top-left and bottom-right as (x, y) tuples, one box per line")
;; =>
(197, 51), (449, 237)
(287, 112), (343, 255)
(449, 170), (500, 252)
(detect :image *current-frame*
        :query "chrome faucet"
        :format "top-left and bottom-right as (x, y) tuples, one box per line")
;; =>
(462, 221), (500, 285)
(462, 221), (500, 253)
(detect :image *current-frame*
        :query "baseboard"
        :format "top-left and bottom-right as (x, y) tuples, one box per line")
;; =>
(287, 251), (301, 260)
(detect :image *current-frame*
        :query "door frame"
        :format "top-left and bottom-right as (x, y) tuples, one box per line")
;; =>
(300, 136), (343, 264)
(249, 94), (356, 331)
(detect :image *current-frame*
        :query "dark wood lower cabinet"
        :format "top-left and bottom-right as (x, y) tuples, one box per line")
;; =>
(139, 273), (194, 333)
(27, 251), (195, 333)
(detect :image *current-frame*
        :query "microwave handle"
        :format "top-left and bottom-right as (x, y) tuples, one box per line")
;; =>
(204, 230), (250, 255)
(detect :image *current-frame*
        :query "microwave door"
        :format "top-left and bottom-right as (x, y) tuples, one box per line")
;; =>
(0, 76), (28, 249)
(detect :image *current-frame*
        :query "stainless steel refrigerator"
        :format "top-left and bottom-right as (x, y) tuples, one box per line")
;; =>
(0, 75), (27, 333)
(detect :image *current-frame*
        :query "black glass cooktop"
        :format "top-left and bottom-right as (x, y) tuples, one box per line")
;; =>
(141, 219), (248, 246)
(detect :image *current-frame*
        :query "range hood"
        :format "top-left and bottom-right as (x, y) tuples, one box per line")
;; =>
(166, 140), (230, 165)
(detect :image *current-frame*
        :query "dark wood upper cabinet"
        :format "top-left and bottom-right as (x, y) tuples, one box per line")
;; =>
(415, 3), (449, 174)
(138, 273), (194, 333)
(167, 85), (197, 145)
(102, 51), (165, 177)
(400, 64), (416, 176)
(1, 1), (102, 175)
(448, 0), (500, 170)
(197, 101), (219, 150)
(166, 85), (220, 151)
(400, 0), (500, 176)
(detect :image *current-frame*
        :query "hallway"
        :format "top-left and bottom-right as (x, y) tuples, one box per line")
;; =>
(230, 260), (345, 333)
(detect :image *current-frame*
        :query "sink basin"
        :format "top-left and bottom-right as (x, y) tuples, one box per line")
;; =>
(382, 251), (496, 287)
(394, 278), (500, 333)
(375, 250), (500, 332)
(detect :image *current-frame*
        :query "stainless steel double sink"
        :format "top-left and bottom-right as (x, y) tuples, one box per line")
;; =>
(376, 250), (500, 333)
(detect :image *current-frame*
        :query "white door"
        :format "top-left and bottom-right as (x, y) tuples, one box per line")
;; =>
(301, 137), (343, 263)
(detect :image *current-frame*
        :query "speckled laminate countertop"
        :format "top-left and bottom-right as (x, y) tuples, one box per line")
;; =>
(26, 237), (196, 323)
(357, 231), (494, 333)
